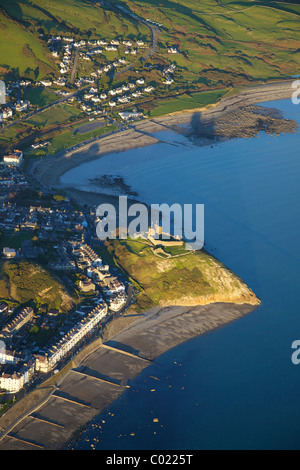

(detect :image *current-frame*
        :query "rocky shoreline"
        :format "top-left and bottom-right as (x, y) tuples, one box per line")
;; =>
(28, 80), (297, 195)
(0, 79), (293, 450)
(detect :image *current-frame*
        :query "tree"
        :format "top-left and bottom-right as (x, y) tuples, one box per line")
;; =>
(30, 325), (39, 334)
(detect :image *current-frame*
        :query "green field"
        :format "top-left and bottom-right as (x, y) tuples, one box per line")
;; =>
(148, 89), (228, 117)
(0, 232), (32, 250)
(111, 0), (300, 85)
(27, 103), (82, 127)
(26, 122), (117, 156)
(22, 87), (59, 107)
(0, 0), (149, 79)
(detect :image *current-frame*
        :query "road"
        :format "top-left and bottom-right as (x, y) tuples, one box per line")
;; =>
(70, 48), (80, 84)
(90, 0), (160, 80)
(0, 2), (160, 137)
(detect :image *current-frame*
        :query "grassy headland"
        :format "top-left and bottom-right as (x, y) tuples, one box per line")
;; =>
(103, 238), (260, 312)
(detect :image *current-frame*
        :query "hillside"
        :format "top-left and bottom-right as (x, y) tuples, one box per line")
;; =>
(104, 238), (260, 312)
(0, 260), (75, 311)
(1, 0), (300, 85)
(0, 0), (148, 80)
(110, 0), (300, 87)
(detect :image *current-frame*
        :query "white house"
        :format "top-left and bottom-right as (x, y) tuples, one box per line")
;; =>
(119, 111), (144, 121)
(3, 150), (23, 167)
(0, 107), (13, 120)
(168, 46), (179, 54)
(40, 80), (52, 87)
(0, 360), (35, 393)
(3, 247), (17, 258)
(15, 100), (29, 112)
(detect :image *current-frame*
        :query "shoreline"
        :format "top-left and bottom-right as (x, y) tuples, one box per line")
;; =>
(28, 79), (296, 197)
(0, 302), (259, 450)
(0, 79), (291, 450)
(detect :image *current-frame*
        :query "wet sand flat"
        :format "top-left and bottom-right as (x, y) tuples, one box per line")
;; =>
(0, 302), (258, 450)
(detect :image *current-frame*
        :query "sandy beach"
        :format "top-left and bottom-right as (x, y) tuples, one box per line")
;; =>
(0, 79), (293, 450)
(0, 302), (258, 450)
(28, 79), (296, 200)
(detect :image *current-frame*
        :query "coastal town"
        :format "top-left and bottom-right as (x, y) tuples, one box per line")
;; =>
(0, 30), (178, 133)
(0, 13), (179, 408)
(0, 0), (299, 453)
(0, 151), (131, 396)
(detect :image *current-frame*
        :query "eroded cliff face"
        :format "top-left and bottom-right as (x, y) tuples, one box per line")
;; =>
(157, 259), (260, 307)
(159, 291), (260, 307)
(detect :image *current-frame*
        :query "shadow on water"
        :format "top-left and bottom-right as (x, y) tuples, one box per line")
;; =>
(187, 111), (219, 144)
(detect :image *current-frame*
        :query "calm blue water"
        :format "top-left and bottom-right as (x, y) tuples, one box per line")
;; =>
(65, 99), (300, 450)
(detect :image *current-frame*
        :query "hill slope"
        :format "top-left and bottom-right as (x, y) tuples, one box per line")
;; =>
(0, 260), (75, 311)
(1, 0), (300, 84)
(0, 0), (148, 79)
(104, 239), (260, 312)
(110, 0), (300, 86)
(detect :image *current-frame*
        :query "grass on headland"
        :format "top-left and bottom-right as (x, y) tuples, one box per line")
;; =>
(103, 237), (258, 312)
(148, 89), (228, 117)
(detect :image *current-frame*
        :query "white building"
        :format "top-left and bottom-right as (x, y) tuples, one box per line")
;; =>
(3, 150), (23, 167)
(0, 349), (20, 365)
(15, 100), (29, 112)
(168, 46), (179, 54)
(35, 304), (108, 373)
(2, 247), (17, 258)
(119, 111), (144, 121)
(0, 107), (13, 120)
(0, 360), (35, 393)
(40, 80), (52, 87)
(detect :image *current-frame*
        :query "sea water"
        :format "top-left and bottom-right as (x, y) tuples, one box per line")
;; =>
(64, 99), (300, 450)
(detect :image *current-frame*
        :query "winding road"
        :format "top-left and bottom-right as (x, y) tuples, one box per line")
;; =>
(0, 1), (160, 137)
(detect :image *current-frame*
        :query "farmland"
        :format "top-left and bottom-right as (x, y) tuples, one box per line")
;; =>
(0, 0), (300, 157)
